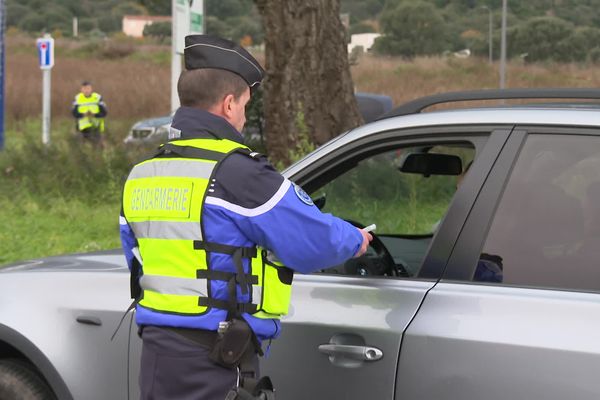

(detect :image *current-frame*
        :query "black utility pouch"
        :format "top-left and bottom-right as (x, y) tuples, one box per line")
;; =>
(209, 318), (254, 368)
(225, 376), (276, 400)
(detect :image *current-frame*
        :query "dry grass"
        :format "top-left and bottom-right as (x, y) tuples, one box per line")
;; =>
(5, 35), (170, 122)
(6, 34), (600, 125)
(351, 54), (600, 110)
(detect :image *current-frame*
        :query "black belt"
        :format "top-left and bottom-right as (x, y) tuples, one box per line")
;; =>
(163, 326), (219, 348)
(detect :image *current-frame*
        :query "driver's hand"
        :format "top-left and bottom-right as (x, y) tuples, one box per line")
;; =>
(353, 228), (373, 258)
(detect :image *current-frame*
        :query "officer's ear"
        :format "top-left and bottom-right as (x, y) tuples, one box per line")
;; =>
(222, 93), (235, 119)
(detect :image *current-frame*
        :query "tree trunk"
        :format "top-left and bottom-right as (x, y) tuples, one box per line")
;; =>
(254, 0), (363, 165)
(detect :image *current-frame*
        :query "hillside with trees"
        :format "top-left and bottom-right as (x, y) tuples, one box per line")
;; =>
(6, 0), (600, 62)
(5, 0), (263, 45)
(347, 0), (600, 62)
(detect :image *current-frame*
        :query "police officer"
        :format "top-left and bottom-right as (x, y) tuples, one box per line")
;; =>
(120, 35), (372, 400)
(72, 81), (107, 141)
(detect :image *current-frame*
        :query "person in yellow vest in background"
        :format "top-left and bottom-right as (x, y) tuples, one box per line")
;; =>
(71, 81), (107, 142)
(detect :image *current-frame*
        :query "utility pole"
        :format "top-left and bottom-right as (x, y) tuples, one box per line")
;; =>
(0, 0), (5, 150)
(73, 17), (78, 38)
(487, 7), (493, 64)
(171, 0), (183, 113)
(499, 0), (507, 89)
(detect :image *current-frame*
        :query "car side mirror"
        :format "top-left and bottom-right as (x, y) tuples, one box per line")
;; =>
(399, 153), (463, 177)
(313, 194), (327, 210)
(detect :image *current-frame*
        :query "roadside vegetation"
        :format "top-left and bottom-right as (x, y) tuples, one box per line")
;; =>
(0, 119), (143, 266)
(4, 34), (600, 265)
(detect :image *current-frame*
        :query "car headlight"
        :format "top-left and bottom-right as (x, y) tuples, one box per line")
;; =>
(154, 125), (170, 139)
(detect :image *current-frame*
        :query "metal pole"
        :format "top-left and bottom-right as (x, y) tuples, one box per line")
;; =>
(0, 0), (5, 150)
(42, 68), (51, 145)
(171, 0), (181, 112)
(488, 8), (493, 64)
(499, 0), (507, 89)
(73, 17), (78, 38)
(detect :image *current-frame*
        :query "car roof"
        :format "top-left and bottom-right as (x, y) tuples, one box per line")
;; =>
(378, 87), (600, 119)
(284, 103), (600, 178)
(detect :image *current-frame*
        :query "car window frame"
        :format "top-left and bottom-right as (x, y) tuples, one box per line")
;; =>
(443, 126), (600, 291)
(286, 124), (513, 280)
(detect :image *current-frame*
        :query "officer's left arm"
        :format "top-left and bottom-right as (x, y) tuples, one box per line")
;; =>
(239, 183), (363, 273)
(207, 154), (362, 273)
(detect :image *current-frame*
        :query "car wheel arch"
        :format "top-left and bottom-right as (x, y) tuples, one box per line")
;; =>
(0, 324), (73, 400)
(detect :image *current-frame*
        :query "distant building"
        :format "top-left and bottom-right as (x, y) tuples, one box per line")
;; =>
(122, 15), (172, 38)
(348, 33), (381, 53)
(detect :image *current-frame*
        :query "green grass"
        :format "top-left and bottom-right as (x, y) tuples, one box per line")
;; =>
(0, 118), (145, 266)
(0, 195), (120, 266)
(324, 201), (448, 235)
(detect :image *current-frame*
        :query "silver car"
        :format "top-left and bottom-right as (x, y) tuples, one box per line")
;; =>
(2, 88), (600, 400)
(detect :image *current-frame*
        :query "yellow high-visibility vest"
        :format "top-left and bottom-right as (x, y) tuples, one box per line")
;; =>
(122, 138), (293, 319)
(75, 92), (104, 132)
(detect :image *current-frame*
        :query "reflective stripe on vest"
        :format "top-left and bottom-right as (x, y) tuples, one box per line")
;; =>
(140, 274), (208, 296)
(128, 220), (202, 240)
(128, 159), (215, 180)
(122, 138), (294, 318)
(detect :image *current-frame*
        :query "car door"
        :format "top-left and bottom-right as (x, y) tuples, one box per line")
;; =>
(259, 126), (510, 399)
(396, 127), (600, 399)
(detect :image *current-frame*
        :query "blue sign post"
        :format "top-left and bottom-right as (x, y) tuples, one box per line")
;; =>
(36, 35), (54, 145)
(0, 0), (5, 150)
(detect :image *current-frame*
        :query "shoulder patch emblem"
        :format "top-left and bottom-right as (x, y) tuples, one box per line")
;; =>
(293, 184), (314, 206)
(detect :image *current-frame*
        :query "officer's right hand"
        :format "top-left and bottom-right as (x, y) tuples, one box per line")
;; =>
(353, 228), (373, 258)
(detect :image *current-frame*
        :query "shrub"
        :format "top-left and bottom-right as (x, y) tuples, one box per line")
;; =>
(99, 42), (136, 59)
(143, 22), (171, 42)
(350, 22), (376, 35)
(373, 1), (447, 57)
(558, 27), (600, 63)
(512, 17), (573, 62)
(0, 120), (140, 204)
(589, 47), (600, 64)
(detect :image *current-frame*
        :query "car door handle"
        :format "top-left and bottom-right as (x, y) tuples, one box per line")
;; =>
(76, 316), (102, 326)
(318, 344), (383, 361)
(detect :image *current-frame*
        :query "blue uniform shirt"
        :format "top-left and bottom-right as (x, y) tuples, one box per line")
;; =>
(120, 107), (363, 340)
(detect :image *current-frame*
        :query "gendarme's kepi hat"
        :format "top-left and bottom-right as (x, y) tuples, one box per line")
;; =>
(184, 35), (265, 89)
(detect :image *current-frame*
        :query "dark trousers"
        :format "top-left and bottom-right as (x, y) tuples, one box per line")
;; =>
(80, 128), (102, 142)
(140, 326), (241, 400)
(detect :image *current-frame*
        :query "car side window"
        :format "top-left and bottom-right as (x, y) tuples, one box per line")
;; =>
(310, 143), (474, 277)
(476, 134), (600, 291)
